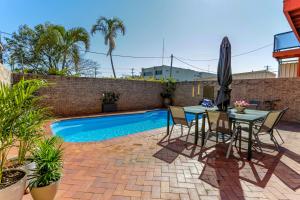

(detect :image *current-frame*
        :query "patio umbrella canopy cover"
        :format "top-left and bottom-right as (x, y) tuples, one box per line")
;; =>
(215, 36), (232, 111)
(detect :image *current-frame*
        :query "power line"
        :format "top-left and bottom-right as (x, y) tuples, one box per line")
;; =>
(173, 56), (216, 73)
(176, 43), (273, 62)
(1, 29), (273, 70)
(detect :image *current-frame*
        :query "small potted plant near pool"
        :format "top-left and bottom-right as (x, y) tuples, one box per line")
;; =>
(101, 91), (120, 112)
(29, 136), (63, 200)
(234, 100), (249, 114)
(160, 78), (176, 107)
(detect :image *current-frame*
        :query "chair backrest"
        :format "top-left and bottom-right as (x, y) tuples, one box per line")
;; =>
(274, 107), (289, 127)
(169, 106), (188, 126)
(206, 110), (231, 134)
(259, 110), (282, 133)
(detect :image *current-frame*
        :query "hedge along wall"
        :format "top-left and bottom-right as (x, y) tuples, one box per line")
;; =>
(13, 73), (163, 116)
(174, 78), (300, 122)
(0, 64), (11, 85)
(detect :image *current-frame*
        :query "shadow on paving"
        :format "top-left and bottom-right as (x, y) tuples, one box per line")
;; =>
(154, 134), (300, 200)
(277, 121), (300, 132)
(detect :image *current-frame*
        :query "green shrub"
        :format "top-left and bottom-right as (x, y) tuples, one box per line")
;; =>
(29, 136), (63, 188)
(102, 91), (120, 104)
(160, 78), (176, 99)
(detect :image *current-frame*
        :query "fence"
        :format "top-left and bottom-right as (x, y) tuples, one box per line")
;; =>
(13, 73), (300, 122)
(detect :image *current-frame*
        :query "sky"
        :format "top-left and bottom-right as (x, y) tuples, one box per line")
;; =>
(0, 0), (291, 77)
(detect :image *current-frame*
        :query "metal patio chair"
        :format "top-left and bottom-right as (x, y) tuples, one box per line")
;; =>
(240, 110), (283, 152)
(273, 108), (289, 144)
(168, 106), (195, 142)
(203, 110), (241, 159)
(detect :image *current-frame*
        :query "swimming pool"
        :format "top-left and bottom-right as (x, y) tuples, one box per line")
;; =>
(51, 110), (197, 142)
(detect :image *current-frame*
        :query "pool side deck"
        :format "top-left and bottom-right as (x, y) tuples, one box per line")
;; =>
(20, 117), (300, 200)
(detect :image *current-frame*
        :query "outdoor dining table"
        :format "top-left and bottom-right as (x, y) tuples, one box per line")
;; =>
(166, 105), (269, 160)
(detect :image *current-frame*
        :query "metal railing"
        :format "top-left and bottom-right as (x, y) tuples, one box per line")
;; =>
(273, 31), (300, 52)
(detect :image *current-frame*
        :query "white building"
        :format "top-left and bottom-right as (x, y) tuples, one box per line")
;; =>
(141, 65), (216, 82)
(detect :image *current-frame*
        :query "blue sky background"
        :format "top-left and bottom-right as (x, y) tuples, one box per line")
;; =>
(0, 0), (291, 77)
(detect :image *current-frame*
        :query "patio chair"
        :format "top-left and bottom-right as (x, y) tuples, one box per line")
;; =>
(253, 108), (288, 145)
(273, 108), (289, 144)
(168, 106), (195, 142)
(240, 110), (283, 152)
(203, 110), (241, 159)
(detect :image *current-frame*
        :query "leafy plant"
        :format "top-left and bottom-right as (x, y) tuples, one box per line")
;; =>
(0, 79), (46, 183)
(15, 109), (47, 166)
(160, 78), (176, 99)
(29, 136), (63, 188)
(4, 23), (90, 75)
(91, 17), (126, 78)
(102, 91), (120, 104)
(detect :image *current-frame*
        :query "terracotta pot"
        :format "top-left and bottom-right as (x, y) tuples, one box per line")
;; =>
(30, 180), (60, 200)
(0, 169), (27, 200)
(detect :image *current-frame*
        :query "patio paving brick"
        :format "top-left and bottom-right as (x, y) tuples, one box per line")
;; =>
(22, 121), (300, 200)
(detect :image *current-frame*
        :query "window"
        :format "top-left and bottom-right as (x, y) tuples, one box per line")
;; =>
(176, 70), (179, 74)
(143, 72), (153, 76)
(155, 70), (162, 75)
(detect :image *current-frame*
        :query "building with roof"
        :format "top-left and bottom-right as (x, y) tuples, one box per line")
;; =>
(200, 70), (276, 81)
(141, 65), (216, 82)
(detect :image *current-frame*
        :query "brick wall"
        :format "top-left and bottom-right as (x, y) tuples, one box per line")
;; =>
(13, 73), (163, 116)
(13, 73), (300, 122)
(174, 78), (300, 122)
(0, 64), (11, 85)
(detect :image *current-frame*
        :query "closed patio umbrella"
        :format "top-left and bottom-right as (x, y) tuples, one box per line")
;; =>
(215, 36), (232, 111)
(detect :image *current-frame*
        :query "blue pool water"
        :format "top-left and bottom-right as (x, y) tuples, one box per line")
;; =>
(51, 110), (198, 142)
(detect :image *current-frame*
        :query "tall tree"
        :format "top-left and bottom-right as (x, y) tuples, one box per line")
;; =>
(5, 23), (90, 75)
(91, 17), (125, 78)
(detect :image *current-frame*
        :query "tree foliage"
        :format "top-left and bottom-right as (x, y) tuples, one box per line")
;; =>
(4, 23), (90, 75)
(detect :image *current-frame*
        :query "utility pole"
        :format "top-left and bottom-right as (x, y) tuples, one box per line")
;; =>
(131, 68), (135, 77)
(94, 66), (97, 78)
(265, 65), (270, 71)
(162, 38), (165, 66)
(169, 54), (173, 78)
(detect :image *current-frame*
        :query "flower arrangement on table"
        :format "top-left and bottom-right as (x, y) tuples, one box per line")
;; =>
(234, 100), (249, 114)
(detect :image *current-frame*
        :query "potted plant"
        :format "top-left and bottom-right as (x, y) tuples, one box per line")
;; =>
(7, 80), (47, 193)
(160, 78), (176, 107)
(101, 91), (120, 112)
(234, 100), (249, 114)
(0, 80), (43, 200)
(29, 136), (63, 200)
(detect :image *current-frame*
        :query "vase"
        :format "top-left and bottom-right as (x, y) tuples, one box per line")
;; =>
(235, 106), (246, 114)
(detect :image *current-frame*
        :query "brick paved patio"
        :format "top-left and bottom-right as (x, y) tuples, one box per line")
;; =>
(23, 121), (300, 200)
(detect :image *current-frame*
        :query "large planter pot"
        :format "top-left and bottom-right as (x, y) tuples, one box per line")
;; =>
(0, 169), (27, 200)
(8, 157), (36, 193)
(102, 103), (117, 112)
(163, 98), (172, 107)
(30, 180), (60, 200)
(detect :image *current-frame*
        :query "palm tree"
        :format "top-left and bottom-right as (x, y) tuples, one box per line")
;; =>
(36, 24), (90, 74)
(91, 17), (125, 78)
